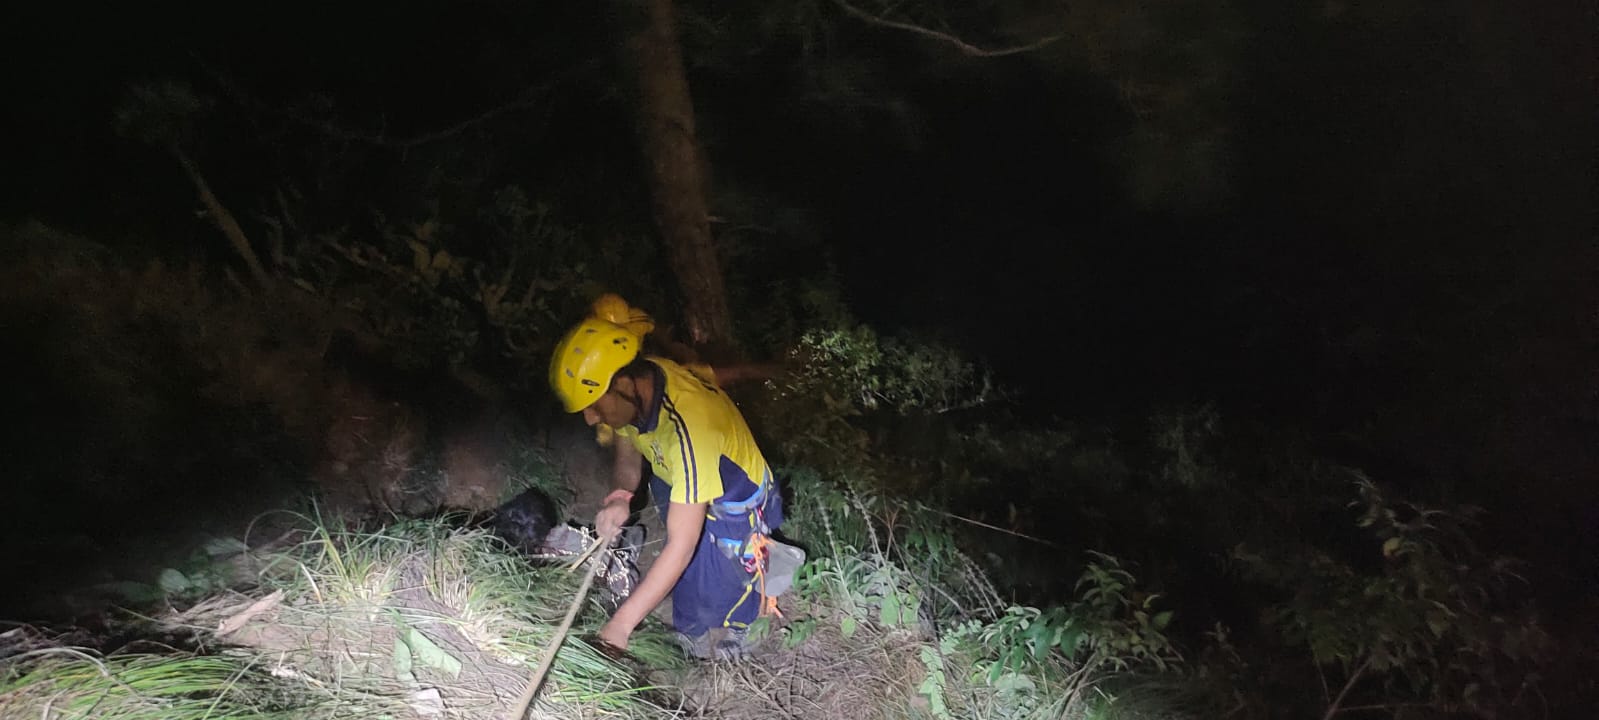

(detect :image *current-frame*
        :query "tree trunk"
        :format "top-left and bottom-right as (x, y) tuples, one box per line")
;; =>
(619, 0), (735, 353)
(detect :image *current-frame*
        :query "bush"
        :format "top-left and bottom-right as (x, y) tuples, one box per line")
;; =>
(1232, 476), (1550, 718)
(787, 325), (999, 414)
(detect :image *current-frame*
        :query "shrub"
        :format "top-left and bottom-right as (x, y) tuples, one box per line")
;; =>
(1232, 476), (1550, 718)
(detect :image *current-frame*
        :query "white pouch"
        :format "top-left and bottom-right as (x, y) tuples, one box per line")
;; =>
(762, 539), (807, 597)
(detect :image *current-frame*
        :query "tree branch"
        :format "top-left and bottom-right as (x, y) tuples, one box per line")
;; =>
(175, 147), (271, 288)
(1323, 657), (1373, 720)
(197, 58), (592, 149)
(1336, 704), (1430, 714)
(833, 0), (1062, 58)
(1316, 648), (1332, 707)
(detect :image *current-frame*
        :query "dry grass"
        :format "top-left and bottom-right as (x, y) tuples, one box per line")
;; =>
(658, 601), (930, 720)
(1, 516), (679, 720)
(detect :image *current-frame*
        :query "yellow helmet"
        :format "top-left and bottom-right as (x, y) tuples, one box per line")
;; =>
(591, 292), (656, 338)
(549, 318), (640, 413)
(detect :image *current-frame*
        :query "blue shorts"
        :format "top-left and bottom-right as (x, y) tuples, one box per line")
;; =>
(650, 466), (784, 637)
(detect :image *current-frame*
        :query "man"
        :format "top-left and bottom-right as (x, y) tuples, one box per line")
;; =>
(549, 301), (784, 660)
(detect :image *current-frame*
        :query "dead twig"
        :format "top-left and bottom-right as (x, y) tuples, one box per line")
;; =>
(564, 534), (609, 573)
(197, 57), (597, 150)
(833, 0), (1063, 58)
(216, 590), (285, 637)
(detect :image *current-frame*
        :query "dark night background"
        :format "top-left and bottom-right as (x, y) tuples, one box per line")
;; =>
(1, 0), (1593, 715)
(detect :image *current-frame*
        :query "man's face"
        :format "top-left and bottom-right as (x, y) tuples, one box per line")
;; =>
(580, 376), (639, 428)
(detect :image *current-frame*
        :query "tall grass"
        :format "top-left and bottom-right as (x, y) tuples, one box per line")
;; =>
(1, 513), (680, 719)
(0, 647), (404, 719)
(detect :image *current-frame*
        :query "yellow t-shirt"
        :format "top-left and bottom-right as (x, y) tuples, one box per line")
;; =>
(612, 357), (769, 505)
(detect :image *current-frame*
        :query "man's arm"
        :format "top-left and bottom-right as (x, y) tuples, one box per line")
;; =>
(598, 499), (706, 648)
(610, 434), (643, 493)
(596, 437), (643, 540)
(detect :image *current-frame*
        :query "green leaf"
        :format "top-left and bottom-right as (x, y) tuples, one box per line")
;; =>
(392, 637), (414, 680)
(785, 619), (816, 648)
(1005, 647), (1026, 671)
(1030, 621), (1055, 654)
(401, 627), (463, 677)
(202, 536), (249, 557)
(880, 595), (901, 625)
(157, 568), (191, 594)
(1057, 628), (1084, 654)
(747, 616), (773, 642)
(841, 616), (858, 638)
(1153, 611), (1174, 630)
(917, 647), (953, 720)
(991, 671), (1037, 695)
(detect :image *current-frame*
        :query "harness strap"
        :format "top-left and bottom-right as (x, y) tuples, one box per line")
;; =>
(711, 467), (774, 518)
(720, 525), (782, 627)
(709, 468), (782, 627)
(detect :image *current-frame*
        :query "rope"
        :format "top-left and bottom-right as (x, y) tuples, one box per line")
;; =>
(933, 508), (1061, 548)
(505, 537), (607, 720)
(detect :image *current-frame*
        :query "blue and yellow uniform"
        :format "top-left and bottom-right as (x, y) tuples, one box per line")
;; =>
(611, 357), (785, 637)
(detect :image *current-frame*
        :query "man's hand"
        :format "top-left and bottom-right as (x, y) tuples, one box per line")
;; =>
(594, 497), (629, 542)
(602, 501), (704, 658)
(596, 440), (643, 542)
(597, 617), (632, 651)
